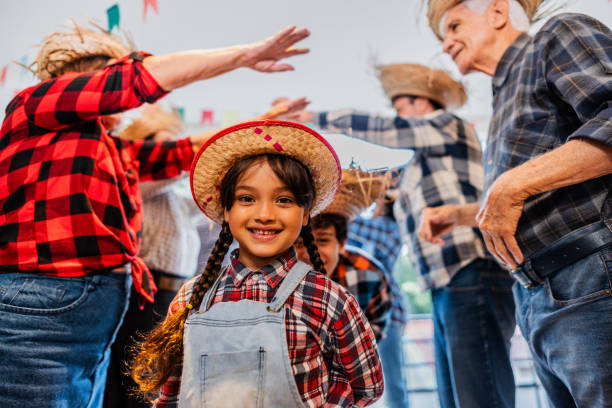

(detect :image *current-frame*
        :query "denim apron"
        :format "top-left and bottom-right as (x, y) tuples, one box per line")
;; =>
(178, 262), (310, 408)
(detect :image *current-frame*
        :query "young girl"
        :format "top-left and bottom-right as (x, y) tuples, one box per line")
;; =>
(131, 120), (384, 407)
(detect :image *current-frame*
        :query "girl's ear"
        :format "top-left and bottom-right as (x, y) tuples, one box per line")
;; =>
(302, 211), (310, 227)
(224, 208), (229, 223)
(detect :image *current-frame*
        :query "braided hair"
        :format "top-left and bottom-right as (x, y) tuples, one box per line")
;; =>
(131, 154), (323, 400)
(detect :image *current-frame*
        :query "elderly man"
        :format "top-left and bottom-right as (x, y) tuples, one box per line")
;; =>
(419, 1), (612, 406)
(0, 22), (308, 408)
(288, 63), (516, 408)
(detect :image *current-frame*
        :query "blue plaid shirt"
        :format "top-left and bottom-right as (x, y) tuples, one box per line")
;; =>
(487, 13), (612, 257)
(314, 110), (488, 289)
(347, 216), (408, 324)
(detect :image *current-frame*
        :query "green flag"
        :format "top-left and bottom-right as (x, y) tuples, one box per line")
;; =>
(107, 4), (120, 33)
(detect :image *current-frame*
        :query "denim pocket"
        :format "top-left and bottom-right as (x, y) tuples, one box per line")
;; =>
(546, 248), (612, 307)
(201, 348), (266, 408)
(0, 275), (90, 315)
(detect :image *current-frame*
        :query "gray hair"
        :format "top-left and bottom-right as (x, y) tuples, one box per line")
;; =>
(440, 0), (530, 37)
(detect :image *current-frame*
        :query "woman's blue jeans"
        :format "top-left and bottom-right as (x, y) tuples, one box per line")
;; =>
(0, 272), (131, 408)
(431, 258), (516, 408)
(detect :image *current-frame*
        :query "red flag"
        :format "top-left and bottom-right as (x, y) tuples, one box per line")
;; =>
(0, 66), (7, 87)
(143, 0), (159, 21)
(201, 110), (214, 126)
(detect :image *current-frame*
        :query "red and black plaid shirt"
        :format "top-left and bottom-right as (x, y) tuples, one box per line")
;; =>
(0, 52), (194, 301)
(158, 248), (384, 407)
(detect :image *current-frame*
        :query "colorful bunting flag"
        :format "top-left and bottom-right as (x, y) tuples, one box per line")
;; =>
(173, 107), (185, 122)
(143, 0), (159, 21)
(221, 111), (239, 127)
(0, 66), (8, 87)
(200, 110), (214, 126)
(107, 4), (120, 33)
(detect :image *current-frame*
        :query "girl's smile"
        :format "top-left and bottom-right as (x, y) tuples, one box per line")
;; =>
(224, 160), (309, 270)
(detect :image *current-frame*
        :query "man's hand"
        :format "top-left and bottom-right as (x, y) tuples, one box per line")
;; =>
(418, 203), (479, 245)
(261, 97), (310, 120)
(282, 109), (314, 123)
(476, 173), (526, 269)
(243, 26), (310, 73)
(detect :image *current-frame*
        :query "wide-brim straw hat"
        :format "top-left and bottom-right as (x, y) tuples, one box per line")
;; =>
(191, 120), (341, 224)
(323, 168), (391, 222)
(34, 22), (131, 81)
(378, 63), (467, 109)
(427, 0), (546, 40)
(119, 105), (183, 141)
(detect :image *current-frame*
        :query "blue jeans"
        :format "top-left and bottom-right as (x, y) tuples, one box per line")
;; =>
(378, 320), (410, 408)
(0, 272), (131, 408)
(432, 259), (516, 408)
(514, 247), (612, 408)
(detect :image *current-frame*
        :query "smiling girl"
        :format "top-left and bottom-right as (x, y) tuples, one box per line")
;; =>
(131, 121), (383, 407)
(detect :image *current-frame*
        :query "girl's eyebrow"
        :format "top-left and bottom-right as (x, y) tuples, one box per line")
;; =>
(235, 185), (293, 194)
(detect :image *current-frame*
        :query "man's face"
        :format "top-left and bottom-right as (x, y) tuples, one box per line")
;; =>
(441, 3), (493, 75)
(392, 96), (419, 118)
(296, 225), (344, 276)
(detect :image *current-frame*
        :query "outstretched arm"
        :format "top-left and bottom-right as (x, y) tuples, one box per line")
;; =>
(143, 26), (309, 91)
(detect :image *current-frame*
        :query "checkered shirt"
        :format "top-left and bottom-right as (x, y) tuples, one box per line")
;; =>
(314, 110), (488, 289)
(331, 250), (392, 339)
(0, 52), (194, 301)
(347, 216), (409, 324)
(487, 13), (612, 257)
(157, 248), (384, 407)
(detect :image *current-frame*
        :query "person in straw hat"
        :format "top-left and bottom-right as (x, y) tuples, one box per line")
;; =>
(346, 176), (412, 408)
(130, 120), (384, 406)
(0, 20), (310, 407)
(295, 168), (392, 341)
(286, 62), (516, 408)
(419, 1), (612, 406)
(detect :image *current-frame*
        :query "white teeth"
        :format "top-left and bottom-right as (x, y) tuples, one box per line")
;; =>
(252, 229), (277, 235)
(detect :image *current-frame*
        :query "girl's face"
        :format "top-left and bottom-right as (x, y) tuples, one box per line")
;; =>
(224, 161), (309, 270)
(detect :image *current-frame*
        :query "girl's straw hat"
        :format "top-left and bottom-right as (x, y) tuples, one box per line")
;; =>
(33, 22), (131, 81)
(427, 0), (546, 40)
(191, 120), (341, 224)
(323, 168), (391, 222)
(119, 105), (183, 140)
(378, 63), (467, 109)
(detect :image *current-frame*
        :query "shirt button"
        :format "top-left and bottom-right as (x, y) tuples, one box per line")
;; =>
(488, 159), (493, 165)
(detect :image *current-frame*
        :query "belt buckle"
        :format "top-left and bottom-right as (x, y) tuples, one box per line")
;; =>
(510, 266), (534, 288)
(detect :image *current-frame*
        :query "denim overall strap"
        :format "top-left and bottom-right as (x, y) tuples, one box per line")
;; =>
(267, 261), (311, 313)
(199, 269), (228, 312)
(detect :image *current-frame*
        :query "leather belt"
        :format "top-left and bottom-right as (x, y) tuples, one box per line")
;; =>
(511, 221), (612, 288)
(157, 274), (187, 292)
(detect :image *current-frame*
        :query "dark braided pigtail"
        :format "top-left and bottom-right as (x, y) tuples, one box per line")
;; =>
(300, 223), (326, 273)
(130, 222), (233, 401)
(185, 222), (233, 311)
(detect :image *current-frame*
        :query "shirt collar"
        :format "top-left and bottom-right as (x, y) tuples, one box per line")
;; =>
(228, 247), (298, 288)
(492, 33), (532, 92)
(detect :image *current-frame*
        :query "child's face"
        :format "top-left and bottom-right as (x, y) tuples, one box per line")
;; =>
(224, 161), (309, 270)
(296, 225), (344, 276)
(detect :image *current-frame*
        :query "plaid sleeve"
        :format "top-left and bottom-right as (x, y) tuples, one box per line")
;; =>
(23, 51), (167, 131)
(313, 109), (435, 150)
(119, 137), (195, 181)
(328, 286), (384, 406)
(543, 15), (612, 146)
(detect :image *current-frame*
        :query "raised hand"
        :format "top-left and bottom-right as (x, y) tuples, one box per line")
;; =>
(243, 26), (310, 73)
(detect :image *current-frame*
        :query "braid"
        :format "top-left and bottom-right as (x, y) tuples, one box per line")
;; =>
(187, 222), (233, 311)
(130, 222), (233, 401)
(300, 224), (326, 273)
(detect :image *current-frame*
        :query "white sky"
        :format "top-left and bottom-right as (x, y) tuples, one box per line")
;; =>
(1, 0), (610, 167)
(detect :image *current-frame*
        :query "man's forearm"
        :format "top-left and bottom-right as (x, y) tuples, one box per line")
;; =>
(143, 47), (249, 91)
(502, 138), (612, 200)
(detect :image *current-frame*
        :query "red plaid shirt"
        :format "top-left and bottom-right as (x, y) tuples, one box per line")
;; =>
(0, 52), (194, 301)
(158, 248), (384, 407)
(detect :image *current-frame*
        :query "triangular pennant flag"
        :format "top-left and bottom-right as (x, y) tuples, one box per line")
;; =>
(143, 0), (159, 21)
(19, 56), (29, 77)
(0, 66), (8, 87)
(200, 109), (214, 126)
(221, 111), (239, 127)
(173, 107), (185, 122)
(107, 4), (120, 33)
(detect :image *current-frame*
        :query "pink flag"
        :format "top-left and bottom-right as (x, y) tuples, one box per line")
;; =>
(143, 0), (159, 21)
(0, 66), (7, 87)
(201, 110), (214, 126)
